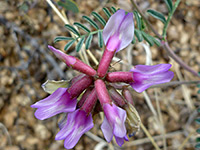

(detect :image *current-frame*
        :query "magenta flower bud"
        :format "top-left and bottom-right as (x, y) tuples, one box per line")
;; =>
(97, 9), (134, 78)
(68, 75), (93, 99)
(48, 45), (97, 76)
(101, 103), (128, 146)
(109, 87), (126, 107)
(122, 88), (134, 105)
(81, 88), (97, 114)
(70, 74), (85, 85)
(95, 79), (112, 105)
(103, 9), (134, 52)
(55, 109), (94, 149)
(77, 88), (92, 108)
(106, 72), (134, 83)
(130, 64), (174, 93)
(31, 88), (77, 120)
(97, 47), (116, 78)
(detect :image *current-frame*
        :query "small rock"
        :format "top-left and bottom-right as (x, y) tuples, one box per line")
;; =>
(4, 111), (17, 128)
(26, 137), (39, 146)
(4, 146), (20, 150)
(34, 124), (51, 140)
(180, 32), (189, 44)
(16, 134), (26, 142)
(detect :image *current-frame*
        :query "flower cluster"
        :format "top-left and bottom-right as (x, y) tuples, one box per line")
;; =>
(32, 9), (174, 149)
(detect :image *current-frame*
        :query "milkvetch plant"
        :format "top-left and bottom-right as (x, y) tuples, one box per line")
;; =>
(32, 9), (174, 149)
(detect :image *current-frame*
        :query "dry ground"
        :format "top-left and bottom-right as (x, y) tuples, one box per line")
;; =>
(0, 0), (200, 150)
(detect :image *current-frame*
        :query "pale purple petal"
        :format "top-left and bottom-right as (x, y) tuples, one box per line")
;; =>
(34, 93), (77, 120)
(115, 135), (128, 147)
(55, 110), (76, 140)
(32, 88), (77, 120)
(106, 34), (121, 51)
(55, 110), (94, 149)
(112, 104), (127, 138)
(103, 9), (126, 46)
(101, 117), (113, 142)
(31, 88), (67, 108)
(130, 64), (172, 74)
(116, 13), (134, 52)
(58, 113), (68, 129)
(103, 103), (127, 138)
(129, 64), (174, 92)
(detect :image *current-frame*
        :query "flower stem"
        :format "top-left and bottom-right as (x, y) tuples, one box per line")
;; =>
(130, 0), (162, 39)
(162, 0), (181, 39)
(163, 42), (200, 77)
(140, 123), (161, 150)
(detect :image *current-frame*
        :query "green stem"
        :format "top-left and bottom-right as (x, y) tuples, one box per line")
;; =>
(130, 0), (162, 39)
(76, 29), (103, 40)
(162, 0), (181, 39)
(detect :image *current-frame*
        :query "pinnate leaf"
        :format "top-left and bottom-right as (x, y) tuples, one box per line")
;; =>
(147, 9), (167, 24)
(76, 37), (85, 52)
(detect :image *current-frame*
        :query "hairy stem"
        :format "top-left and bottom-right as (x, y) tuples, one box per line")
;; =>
(163, 42), (199, 77)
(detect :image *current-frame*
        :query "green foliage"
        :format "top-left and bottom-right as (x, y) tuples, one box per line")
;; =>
(54, 36), (74, 43)
(134, 29), (143, 42)
(55, 7), (163, 52)
(64, 40), (75, 51)
(141, 31), (154, 46)
(74, 22), (90, 33)
(98, 30), (103, 48)
(133, 11), (142, 30)
(76, 37), (85, 52)
(57, 0), (79, 13)
(147, 9), (167, 24)
(196, 143), (200, 149)
(65, 24), (80, 36)
(102, 7), (111, 18)
(164, 0), (173, 12)
(131, 36), (136, 44)
(110, 6), (117, 13)
(54, 7), (116, 51)
(152, 38), (161, 47)
(82, 16), (99, 30)
(133, 10), (161, 46)
(85, 34), (93, 50)
(196, 73), (200, 149)
(91, 12), (106, 26)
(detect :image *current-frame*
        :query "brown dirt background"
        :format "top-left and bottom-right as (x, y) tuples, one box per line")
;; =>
(0, 0), (200, 150)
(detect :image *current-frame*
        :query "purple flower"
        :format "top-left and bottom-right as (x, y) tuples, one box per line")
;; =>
(31, 88), (77, 120)
(97, 10), (134, 77)
(103, 9), (134, 52)
(101, 103), (128, 146)
(58, 113), (68, 130)
(55, 109), (94, 149)
(130, 64), (174, 93)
